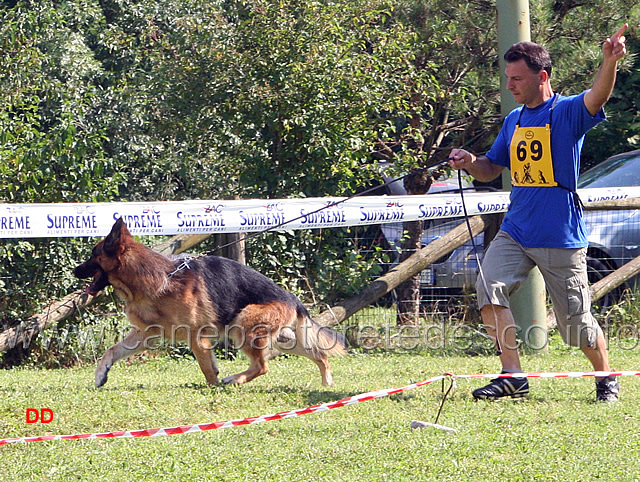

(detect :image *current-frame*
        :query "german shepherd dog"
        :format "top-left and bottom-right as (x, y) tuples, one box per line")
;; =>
(74, 218), (347, 388)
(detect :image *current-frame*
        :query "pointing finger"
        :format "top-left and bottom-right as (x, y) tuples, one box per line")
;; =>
(611, 23), (628, 43)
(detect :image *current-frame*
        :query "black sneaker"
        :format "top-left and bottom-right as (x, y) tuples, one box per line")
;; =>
(595, 376), (619, 402)
(472, 374), (529, 400)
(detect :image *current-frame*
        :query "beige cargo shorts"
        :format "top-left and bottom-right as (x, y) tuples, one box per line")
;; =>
(476, 230), (601, 347)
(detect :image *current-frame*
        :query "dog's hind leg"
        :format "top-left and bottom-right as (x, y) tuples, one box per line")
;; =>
(312, 353), (333, 387)
(221, 346), (269, 385)
(276, 316), (345, 386)
(221, 315), (270, 385)
(95, 327), (146, 387)
(278, 338), (334, 386)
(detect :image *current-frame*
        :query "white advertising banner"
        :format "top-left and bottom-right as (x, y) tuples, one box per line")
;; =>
(0, 187), (637, 238)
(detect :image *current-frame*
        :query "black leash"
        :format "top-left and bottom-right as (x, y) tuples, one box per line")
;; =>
(169, 156), (503, 359)
(457, 169), (502, 356)
(204, 157), (454, 257)
(167, 157), (453, 277)
(170, 157), (504, 359)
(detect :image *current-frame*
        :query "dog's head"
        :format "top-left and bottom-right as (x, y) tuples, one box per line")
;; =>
(74, 218), (132, 296)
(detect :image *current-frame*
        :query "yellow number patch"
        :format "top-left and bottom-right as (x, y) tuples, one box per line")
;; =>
(510, 124), (557, 187)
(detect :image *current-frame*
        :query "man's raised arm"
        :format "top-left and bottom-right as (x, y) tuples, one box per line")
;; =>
(584, 24), (628, 116)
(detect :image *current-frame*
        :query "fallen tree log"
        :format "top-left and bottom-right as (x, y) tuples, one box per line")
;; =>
(582, 198), (640, 210)
(153, 233), (212, 257)
(590, 254), (640, 302)
(0, 290), (98, 353)
(0, 233), (212, 353)
(313, 215), (488, 327)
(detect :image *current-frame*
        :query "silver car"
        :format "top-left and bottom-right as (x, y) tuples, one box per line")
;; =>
(579, 150), (640, 303)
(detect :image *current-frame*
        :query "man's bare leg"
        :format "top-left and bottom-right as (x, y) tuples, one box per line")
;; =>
(581, 330), (610, 377)
(480, 304), (521, 370)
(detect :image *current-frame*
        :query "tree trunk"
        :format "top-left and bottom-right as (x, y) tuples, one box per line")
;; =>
(212, 196), (246, 264)
(590, 254), (640, 302)
(395, 219), (425, 324)
(212, 232), (246, 264)
(396, 169), (433, 325)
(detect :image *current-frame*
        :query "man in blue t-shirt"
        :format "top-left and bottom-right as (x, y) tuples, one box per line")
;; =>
(449, 25), (628, 402)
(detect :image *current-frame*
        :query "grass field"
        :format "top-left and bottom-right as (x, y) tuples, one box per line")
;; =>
(2, 335), (640, 481)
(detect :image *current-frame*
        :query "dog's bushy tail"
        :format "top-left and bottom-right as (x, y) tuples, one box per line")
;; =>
(290, 309), (347, 356)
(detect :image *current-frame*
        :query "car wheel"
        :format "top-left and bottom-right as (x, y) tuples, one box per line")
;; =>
(586, 256), (620, 311)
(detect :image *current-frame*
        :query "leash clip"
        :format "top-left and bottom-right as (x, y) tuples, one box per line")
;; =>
(168, 257), (194, 278)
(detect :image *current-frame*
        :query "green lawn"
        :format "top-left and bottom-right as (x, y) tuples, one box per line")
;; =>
(1, 337), (640, 481)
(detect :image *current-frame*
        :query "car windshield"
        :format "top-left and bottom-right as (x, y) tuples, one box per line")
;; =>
(578, 151), (640, 188)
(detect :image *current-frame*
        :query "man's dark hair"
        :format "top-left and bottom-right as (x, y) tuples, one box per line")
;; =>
(504, 41), (552, 77)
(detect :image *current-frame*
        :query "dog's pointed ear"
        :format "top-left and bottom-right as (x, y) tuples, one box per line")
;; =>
(103, 218), (131, 255)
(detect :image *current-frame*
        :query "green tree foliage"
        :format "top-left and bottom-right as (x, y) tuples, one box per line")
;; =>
(0, 4), (125, 203)
(0, 3), (125, 347)
(137, 0), (435, 199)
(583, 37), (640, 169)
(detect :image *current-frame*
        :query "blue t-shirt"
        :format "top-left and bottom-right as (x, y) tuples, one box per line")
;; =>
(486, 92), (605, 248)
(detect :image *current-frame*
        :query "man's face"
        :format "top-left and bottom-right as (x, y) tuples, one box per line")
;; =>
(505, 59), (545, 107)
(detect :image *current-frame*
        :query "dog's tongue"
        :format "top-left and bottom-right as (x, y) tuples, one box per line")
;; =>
(85, 285), (97, 296)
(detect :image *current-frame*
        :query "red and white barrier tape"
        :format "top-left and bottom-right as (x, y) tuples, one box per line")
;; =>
(449, 370), (640, 380)
(1, 370), (638, 446)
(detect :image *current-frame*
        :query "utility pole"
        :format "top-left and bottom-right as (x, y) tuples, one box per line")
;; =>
(496, 0), (548, 353)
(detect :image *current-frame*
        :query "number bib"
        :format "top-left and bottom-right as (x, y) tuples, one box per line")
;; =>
(510, 123), (556, 187)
